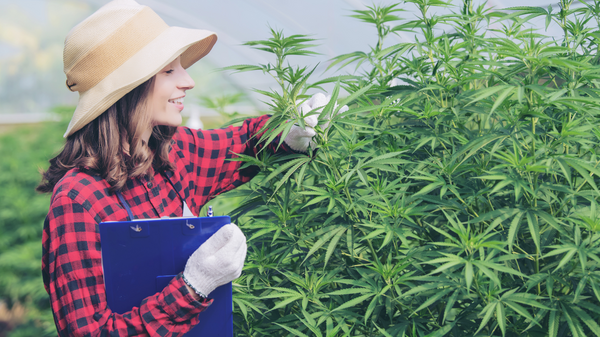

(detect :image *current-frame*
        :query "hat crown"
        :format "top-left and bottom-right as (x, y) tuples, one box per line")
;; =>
(64, 1), (144, 72)
(63, 0), (168, 92)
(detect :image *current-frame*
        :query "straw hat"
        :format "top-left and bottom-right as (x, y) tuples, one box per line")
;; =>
(62, 0), (217, 137)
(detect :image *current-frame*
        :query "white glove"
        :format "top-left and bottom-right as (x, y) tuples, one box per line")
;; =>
(183, 223), (247, 297)
(283, 93), (348, 152)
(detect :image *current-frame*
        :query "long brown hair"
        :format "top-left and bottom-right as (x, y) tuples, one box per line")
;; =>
(37, 77), (177, 193)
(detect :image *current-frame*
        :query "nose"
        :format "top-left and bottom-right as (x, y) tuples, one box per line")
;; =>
(178, 66), (195, 91)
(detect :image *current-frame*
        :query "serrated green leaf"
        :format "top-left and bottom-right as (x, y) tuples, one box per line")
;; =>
(332, 293), (374, 312)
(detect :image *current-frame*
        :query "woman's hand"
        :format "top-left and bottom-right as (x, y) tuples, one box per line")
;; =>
(283, 93), (348, 152)
(182, 223), (247, 298)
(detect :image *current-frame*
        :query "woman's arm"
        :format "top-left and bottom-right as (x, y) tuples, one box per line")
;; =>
(170, 114), (300, 211)
(42, 195), (211, 337)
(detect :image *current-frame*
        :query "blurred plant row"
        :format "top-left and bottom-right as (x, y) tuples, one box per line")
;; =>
(0, 107), (70, 336)
(224, 0), (600, 336)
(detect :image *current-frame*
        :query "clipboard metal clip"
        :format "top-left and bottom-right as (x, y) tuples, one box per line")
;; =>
(130, 225), (143, 232)
(185, 220), (195, 230)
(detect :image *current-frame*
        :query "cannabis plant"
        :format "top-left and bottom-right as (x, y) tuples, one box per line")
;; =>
(224, 0), (600, 336)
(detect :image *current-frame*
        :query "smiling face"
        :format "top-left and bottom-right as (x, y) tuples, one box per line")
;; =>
(147, 56), (195, 130)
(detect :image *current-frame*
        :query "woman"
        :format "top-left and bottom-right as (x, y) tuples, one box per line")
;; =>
(36, 1), (321, 336)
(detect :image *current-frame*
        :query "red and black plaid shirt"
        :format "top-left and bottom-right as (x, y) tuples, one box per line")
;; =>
(42, 115), (293, 336)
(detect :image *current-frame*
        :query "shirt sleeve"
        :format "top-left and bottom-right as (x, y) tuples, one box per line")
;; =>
(170, 114), (299, 212)
(42, 195), (212, 337)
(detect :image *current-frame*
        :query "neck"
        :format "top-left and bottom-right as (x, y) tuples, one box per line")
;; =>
(141, 127), (153, 144)
(123, 129), (150, 156)
(122, 142), (130, 156)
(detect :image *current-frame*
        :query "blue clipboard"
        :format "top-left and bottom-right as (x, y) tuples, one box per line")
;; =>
(99, 216), (233, 336)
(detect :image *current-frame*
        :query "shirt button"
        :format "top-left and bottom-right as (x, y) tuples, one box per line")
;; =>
(147, 182), (153, 188)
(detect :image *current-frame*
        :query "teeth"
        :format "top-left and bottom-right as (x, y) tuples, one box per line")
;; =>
(169, 97), (184, 104)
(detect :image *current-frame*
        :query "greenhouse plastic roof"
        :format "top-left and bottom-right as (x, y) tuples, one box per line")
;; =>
(0, 0), (591, 118)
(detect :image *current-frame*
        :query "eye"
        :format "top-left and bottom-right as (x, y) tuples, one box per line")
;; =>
(165, 69), (174, 74)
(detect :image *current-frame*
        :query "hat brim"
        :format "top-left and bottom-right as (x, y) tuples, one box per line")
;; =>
(64, 27), (217, 137)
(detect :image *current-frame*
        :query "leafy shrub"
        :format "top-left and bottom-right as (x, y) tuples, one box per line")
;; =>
(226, 0), (600, 336)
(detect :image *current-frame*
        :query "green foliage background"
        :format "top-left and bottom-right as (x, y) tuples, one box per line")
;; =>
(3, 0), (600, 336)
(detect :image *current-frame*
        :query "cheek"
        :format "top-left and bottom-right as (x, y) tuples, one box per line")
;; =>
(150, 89), (168, 113)
(150, 78), (172, 107)
(147, 96), (165, 123)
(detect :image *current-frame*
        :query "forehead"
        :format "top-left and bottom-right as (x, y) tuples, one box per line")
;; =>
(169, 57), (181, 66)
(160, 57), (181, 71)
